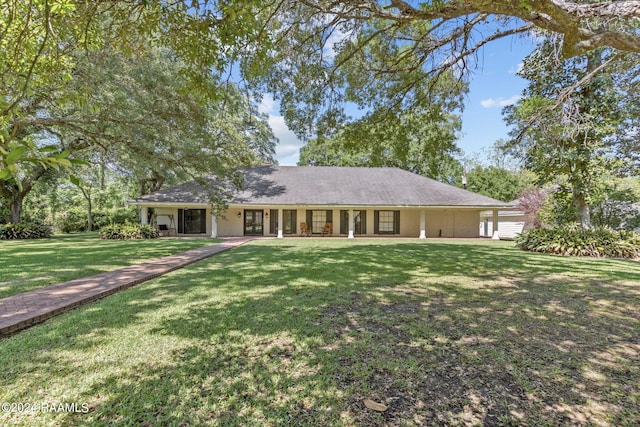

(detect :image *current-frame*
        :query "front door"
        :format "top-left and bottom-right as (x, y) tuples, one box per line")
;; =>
(178, 209), (207, 234)
(244, 210), (264, 235)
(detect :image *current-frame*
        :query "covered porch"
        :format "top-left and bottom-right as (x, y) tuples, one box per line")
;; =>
(137, 204), (503, 239)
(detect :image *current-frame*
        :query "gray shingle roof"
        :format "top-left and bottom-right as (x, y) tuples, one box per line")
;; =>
(132, 166), (512, 207)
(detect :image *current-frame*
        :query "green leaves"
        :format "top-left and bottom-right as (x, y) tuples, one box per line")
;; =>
(466, 166), (532, 202)
(49, 0), (76, 14)
(504, 42), (631, 227)
(5, 146), (26, 165)
(69, 174), (81, 187)
(516, 225), (640, 258)
(1, 144), (27, 183)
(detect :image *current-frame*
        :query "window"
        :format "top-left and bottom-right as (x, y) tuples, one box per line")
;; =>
(374, 210), (400, 235)
(283, 210), (297, 234)
(378, 211), (394, 233)
(306, 210), (333, 234)
(269, 209), (297, 234)
(311, 210), (326, 234)
(178, 209), (207, 234)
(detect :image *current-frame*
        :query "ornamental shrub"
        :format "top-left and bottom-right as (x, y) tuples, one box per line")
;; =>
(516, 224), (640, 259)
(56, 207), (139, 233)
(92, 207), (138, 230)
(99, 223), (159, 240)
(0, 222), (53, 240)
(56, 208), (86, 233)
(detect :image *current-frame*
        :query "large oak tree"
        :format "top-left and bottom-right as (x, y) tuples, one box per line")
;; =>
(3, 0), (639, 224)
(503, 42), (628, 227)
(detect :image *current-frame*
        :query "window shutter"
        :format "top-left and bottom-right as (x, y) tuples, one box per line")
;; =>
(178, 209), (184, 234)
(306, 210), (312, 227)
(270, 209), (277, 234)
(200, 209), (207, 233)
(361, 211), (367, 235)
(326, 210), (333, 223)
(340, 210), (347, 234)
(374, 210), (379, 234)
(394, 210), (400, 234)
(291, 210), (297, 234)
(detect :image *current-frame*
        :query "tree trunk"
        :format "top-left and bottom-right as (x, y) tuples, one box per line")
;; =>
(2, 182), (31, 224)
(99, 151), (106, 191)
(79, 186), (93, 232)
(8, 196), (23, 224)
(0, 166), (44, 225)
(573, 192), (591, 228)
(87, 199), (92, 232)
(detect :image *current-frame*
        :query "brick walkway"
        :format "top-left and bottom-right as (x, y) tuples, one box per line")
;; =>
(0, 237), (253, 337)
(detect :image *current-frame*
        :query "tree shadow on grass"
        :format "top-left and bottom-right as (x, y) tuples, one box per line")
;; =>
(1, 240), (639, 425)
(0, 236), (216, 298)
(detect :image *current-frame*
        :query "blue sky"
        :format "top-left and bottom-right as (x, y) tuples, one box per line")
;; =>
(259, 34), (539, 166)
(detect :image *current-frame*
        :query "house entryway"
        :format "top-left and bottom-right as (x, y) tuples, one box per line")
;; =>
(178, 208), (207, 234)
(244, 209), (264, 235)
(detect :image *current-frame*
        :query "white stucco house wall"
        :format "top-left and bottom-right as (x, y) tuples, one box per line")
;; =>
(479, 201), (529, 240)
(130, 166), (512, 239)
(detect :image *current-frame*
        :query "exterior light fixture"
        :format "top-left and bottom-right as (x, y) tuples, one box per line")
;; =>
(237, 211), (242, 219)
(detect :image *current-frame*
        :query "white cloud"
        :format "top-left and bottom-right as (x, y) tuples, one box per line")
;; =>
(480, 95), (521, 108)
(255, 94), (305, 164)
(508, 62), (524, 75)
(258, 94), (275, 114)
(323, 19), (354, 62)
(275, 144), (302, 158)
(324, 29), (345, 61)
(268, 115), (304, 165)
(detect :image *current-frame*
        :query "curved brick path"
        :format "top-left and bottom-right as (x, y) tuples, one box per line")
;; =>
(0, 237), (253, 337)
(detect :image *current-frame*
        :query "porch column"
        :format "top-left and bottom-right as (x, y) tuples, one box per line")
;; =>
(140, 206), (148, 225)
(211, 213), (218, 238)
(348, 209), (354, 239)
(492, 209), (500, 240)
(419, 209), (426, 239)
(277, 208), (283, 239)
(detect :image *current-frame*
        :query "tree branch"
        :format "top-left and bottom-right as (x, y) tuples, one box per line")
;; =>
(291, 1), (640, 57)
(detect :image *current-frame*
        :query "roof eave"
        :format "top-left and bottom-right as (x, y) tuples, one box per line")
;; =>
(128, 201), (513, 210)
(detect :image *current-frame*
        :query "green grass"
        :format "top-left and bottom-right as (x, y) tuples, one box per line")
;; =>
(0, 233), (218, 298)
(1, 238), (639, 426)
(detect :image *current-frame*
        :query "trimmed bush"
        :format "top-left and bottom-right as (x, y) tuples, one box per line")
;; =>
(0, 222), (53, 240)
(99, 223), (159, 240)
(516, 224), (640, 259)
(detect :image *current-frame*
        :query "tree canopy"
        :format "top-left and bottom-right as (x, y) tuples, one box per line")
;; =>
(240, 0), (640, 137)
(503, 41), (630, 227)
(3, 0), (640, 225)
(0, 37), (276, 223)
(289, 0), (640, 57)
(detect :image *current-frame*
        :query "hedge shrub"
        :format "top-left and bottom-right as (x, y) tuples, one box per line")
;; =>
(0, 222), (53, 240)
(57, 209), (86, 233)
(99, 223), (159, 240)
(516, 224), (640, 258)
(57, 207), (139, 233)
(91, 208), (138, 230)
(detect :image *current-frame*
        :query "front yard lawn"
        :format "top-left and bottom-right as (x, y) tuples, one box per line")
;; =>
(0, 233), (217, 299)
(1, 239), (639, 425)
